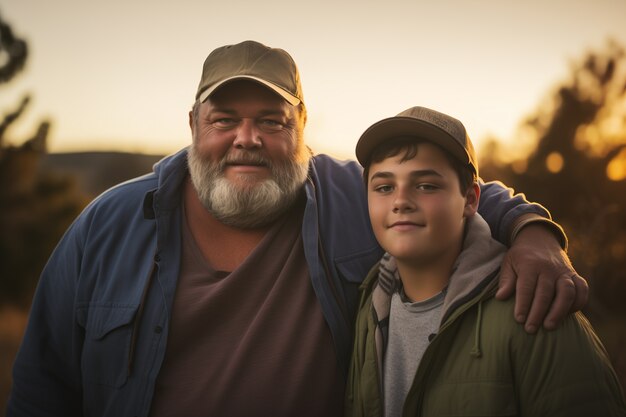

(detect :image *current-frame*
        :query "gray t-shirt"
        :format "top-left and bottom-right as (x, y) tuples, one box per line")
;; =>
(384, 289), (444, 417)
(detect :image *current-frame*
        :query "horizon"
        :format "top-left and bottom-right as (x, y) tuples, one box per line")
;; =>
(1, 0), (626, 160)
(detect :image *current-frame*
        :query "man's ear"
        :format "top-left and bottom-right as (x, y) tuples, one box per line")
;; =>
(463, 182), (480, 218)
(188, 110), (194, 130)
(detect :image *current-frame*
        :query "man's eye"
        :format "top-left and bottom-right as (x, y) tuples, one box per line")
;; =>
(258, 119), (285, 132)
(212, 118), (238, 128)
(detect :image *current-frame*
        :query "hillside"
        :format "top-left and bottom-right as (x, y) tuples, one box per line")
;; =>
(40, 151), (166, 197)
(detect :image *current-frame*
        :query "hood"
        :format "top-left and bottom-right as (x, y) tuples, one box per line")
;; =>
(441, 214), (507, 321)
(367, 214), (507, 370)
(373, 214), (506, 327)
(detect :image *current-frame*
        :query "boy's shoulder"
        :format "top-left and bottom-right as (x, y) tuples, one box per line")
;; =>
(476, 294), (595, 345)
(357, 262), (382, 307)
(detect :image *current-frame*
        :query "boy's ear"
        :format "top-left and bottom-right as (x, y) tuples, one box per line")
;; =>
(463, 182), (480, 218)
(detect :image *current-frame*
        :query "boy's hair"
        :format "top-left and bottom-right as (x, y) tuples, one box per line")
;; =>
(356, 106), (478, 193)
(362, 137), (477, 195)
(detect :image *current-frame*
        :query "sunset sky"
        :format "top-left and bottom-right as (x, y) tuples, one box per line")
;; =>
(1, 0), (625, 159)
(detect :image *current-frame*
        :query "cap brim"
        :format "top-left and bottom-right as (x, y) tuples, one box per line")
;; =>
(198, 75), (301, 106)
(355, 116), (470, 167)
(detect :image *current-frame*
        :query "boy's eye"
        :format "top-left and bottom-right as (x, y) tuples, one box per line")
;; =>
(373, 184), (394, 193)
(416, 183), (438, 191)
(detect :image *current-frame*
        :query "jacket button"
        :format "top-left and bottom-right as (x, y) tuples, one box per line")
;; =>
(154, 326), (163, 334)
(154, 254), (161, 262)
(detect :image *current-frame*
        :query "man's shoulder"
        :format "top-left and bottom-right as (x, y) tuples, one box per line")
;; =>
(86, 150), (185, 212)
(88, 172), (158, 209)
(312, 153), (361, 171)
(307, 154), (367, 210)
(310, 154), (363, 185)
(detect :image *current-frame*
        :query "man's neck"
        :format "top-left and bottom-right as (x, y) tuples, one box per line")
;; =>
(183, 177), (271, 272)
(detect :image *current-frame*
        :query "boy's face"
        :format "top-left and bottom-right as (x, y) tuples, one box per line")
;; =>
(367, 142), (479, 268)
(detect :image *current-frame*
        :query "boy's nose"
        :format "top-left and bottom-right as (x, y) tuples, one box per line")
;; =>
(392, 189), (416, 213)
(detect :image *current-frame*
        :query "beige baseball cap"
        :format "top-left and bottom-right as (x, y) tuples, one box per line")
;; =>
(355, 106), (478, 176)
(195, 40), (304, 106)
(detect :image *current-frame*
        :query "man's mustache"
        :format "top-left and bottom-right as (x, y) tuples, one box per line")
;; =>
(221, 151), (272, 168)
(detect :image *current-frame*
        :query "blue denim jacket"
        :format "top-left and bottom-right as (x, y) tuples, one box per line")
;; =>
(8, 148), (554, 416)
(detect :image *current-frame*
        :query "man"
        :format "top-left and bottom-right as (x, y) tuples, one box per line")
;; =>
(8, 40), (588, 417)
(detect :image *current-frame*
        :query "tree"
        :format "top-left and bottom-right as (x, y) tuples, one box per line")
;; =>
(480, 39), (626, 395)
(0, 10), (26, 84)
(0, 12), (87, 306)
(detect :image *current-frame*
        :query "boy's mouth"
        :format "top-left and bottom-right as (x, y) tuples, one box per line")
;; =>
(389, 220), (423, 229)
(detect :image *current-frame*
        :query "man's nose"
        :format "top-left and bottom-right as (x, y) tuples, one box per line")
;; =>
(233, 119), (262, 149)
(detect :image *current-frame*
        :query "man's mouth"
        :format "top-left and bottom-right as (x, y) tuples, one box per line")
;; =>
(227, 161), (266, 167)
(224, 153), (270, 168)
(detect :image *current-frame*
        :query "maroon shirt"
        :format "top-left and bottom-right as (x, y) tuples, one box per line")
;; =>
(150, 199), (343, 416)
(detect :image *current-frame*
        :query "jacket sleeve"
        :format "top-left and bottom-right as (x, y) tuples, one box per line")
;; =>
(7, 218), (86, 416)
(477, 179), (566, 247)
(513, 312), (626, 416)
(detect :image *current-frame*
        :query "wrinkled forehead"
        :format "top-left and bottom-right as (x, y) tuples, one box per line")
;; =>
(206, 79), (305, 125)
(206, 79), (290, 105)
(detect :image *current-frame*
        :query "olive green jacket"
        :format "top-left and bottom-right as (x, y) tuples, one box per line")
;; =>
(346, 215), (626, 417)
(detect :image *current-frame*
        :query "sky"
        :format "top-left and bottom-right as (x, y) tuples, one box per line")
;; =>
(1, 0), (626, 159)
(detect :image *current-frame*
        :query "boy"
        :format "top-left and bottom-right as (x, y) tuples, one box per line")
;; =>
(345, 106), (626, 416)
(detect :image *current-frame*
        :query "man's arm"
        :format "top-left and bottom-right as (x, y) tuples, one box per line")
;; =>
(7, 221), (84, 417)
(477, 180), (589, 334)
(496, 220), (588, 333)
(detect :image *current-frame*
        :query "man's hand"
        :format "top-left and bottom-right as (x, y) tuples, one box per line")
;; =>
(496, 223), (589, 333)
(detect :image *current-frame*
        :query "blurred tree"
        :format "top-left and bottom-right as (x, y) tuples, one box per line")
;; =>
(480, 39), (626, 395)
(0, 12), (87, 306)
(0, 10), (26, 84)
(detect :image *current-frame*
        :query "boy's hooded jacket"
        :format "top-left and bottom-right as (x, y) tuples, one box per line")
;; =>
(10, 149), (565, 416)
(346, 215), (626, 417)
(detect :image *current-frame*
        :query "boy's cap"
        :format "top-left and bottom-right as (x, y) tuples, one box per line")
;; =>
(356, 106), (478, 175)
(196, 40), (303, 106)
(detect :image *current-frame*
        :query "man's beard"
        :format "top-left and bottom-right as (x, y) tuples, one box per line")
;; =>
(187, 145), (310, 229)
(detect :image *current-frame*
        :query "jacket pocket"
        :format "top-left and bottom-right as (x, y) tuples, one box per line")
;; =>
(334, 246), (382, 285)
(77, 304), (138, 388)
(334, 246), (383, 318)
(423, 380), (518, 416)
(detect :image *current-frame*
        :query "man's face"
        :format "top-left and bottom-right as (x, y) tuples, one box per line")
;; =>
(188, 80), (310, 229)
(367, 142), (477, 269)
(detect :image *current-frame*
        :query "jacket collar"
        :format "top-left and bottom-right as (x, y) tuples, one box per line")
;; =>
(142, 148), (190, 220)
(371, 214), (506, 328)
